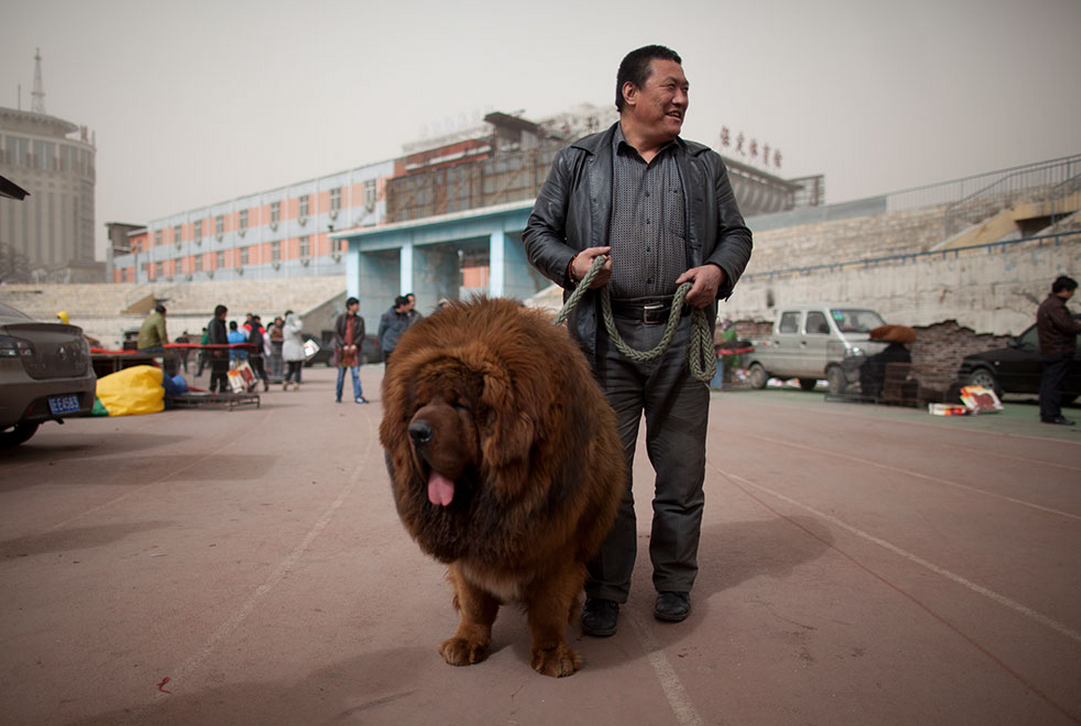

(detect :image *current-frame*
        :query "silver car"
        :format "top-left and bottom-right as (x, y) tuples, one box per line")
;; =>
(0, 302), (96, 446)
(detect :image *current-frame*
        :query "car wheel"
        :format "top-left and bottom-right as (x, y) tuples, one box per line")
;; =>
(826, 366), (847, 395)
(965, 368), (1001, 397)
(748, 363), (769, 389)
(0, 422), (40, 447)
(798, 378), (818, 391)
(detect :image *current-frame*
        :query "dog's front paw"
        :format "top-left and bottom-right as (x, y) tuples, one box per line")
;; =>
(439, 636), (489, 666)
(531, 645), (582, 677)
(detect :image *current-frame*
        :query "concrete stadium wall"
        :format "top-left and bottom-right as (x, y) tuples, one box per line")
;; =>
(723, 240), (1081, 336)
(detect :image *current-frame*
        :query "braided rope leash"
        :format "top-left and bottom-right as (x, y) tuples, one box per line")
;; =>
(553, 255), (717, 383)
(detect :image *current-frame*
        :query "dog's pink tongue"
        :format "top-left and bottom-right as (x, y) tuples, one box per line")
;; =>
(427, 471), (455, 506)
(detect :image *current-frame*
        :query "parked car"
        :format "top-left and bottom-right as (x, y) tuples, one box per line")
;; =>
(957, 316), (1081, 402)
(0, 302), (97, 446)
(302, 333), (382, 366)
(742, 304), (888, 394)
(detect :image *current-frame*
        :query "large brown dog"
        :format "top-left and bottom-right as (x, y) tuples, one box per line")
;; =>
(379, 297), (624, 677)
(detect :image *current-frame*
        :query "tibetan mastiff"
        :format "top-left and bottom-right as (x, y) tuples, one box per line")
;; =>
(379, 297), (624, 677)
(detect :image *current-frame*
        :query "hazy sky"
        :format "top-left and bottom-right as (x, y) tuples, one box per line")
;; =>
(3, 0), (1079, 260)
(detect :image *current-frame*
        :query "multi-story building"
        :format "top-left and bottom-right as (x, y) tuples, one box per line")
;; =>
(111, 160), (392, 284)
(110, 103), (809, 293)
(0, 106), (98, 281)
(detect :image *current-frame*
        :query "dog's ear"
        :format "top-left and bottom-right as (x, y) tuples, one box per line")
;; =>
(479, 364), (536, 500)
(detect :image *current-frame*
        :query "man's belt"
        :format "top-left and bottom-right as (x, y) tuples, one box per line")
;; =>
(609, 297), (690, 325)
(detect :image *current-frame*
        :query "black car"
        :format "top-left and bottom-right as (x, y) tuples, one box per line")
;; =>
(957, 316), (1080, 401)
(302, 333), (382, 366)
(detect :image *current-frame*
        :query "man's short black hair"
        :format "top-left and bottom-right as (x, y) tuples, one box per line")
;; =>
(346, 296), (359, 307)
(1052, 275), (1078, 293)
(395, 295), (410, 309)
(615, 44), (682, 112)
(214, 304), (228, 317)
(229, 320), (238, 330)
(155, 304), (166, 314)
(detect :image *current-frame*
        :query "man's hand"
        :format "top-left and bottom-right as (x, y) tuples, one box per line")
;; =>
(675, 264), (726, 308)
(569, 246), (613, 289)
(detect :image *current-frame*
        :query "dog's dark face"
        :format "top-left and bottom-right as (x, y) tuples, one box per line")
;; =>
(405, 365), (483, 508)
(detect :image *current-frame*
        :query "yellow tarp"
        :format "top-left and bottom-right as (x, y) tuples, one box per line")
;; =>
(95, 365), (164, 416)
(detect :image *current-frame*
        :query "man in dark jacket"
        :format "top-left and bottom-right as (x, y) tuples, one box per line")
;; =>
(1037, 275), (1081, 425)
(334, 297), (368, 403)
(206, 304), (229, 394)
(377, 296), (411, 365)
(523, 45), (752, 634)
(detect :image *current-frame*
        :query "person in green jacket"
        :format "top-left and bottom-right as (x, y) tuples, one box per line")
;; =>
(137, 305), (168, 353)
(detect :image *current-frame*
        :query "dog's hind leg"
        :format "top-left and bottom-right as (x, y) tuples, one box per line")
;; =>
(438, 564), (500, 667)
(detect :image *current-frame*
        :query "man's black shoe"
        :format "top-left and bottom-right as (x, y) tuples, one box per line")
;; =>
(654, 591), (691, 622)
(581, 598), (619, 637)
(1041, 416), (1076, 426)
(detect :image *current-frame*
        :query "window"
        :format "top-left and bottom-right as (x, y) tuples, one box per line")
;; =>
(216, 251), (225, 269)
(10, 136), (28, 166)
(239, 209), (248, 232)
(364, 179), (376, 209)
(193, 219), (202, 242)
(240, 246), (250, 265)
(299, 195), (309, 219)
(805, 311), (829, 335)
(194, 254), (203, 272)
(155, 230), (162, 247)
(156, 261), (163, 277)
(299, 235), (310, 258)
(271, 241), (281, 262)
(778, 312), (801, 334)
(173, 225), (182, 245)
(329, 187), (341, 212)
(215, 215), (224, 235)
(270, 201), (281, 224)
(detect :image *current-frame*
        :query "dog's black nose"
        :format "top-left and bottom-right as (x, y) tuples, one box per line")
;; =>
(409, 421), (433, 446)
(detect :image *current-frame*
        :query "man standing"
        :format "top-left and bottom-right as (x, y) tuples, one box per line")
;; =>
(523, 45), (752, 635)
(377, 295), (411, 365)
(247, 316), (270, 392)
(138, 304), (168, 354)
(334, 297), (369, 404)
(1037, 275), (1081, 425)
(206, 304), (230, 394)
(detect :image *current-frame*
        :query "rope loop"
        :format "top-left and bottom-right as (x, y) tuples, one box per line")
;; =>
(553, 255), (716, 383)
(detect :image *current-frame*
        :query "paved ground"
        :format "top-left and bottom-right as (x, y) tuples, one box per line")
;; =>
(1, 366), (1079, 726)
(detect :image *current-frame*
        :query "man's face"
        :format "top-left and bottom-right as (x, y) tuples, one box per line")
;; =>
(625, 59), (688, 141)
(348, 302), (359, 314)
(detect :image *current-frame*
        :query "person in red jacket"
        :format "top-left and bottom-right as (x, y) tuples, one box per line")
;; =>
(1036, 275), (1081, 425)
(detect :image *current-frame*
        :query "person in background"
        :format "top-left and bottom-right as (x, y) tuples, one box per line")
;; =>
(138, 304), (168, 354)
(268, 316), (285, 381)
(175, 331), (191, 373)
(247, 315), (270, 392)
(334, 297), (368, 404)
(404, 292), (423, 326)
(227, 320), (248, 362)
(206, 304), (230, 394)
(281, 310), (305, 391)
(1037, 275), (1081, 425)
(377, 295), (411, 365)
(196, 327), (209, 378)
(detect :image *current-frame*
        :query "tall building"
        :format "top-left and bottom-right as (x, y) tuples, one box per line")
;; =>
(0, 51), (99, 282)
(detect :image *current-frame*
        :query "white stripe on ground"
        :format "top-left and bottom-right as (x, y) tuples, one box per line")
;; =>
(626, 610), (707, 726)
(168, 469), (357, 688)
(715, 466), (1081, 646)
(728, 430), (1081, 523)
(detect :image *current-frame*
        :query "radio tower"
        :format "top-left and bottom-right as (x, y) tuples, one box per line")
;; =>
(31, 48), (46, 114)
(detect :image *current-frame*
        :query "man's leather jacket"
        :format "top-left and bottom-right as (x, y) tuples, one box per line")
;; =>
(1037, 293), (1081, 355)
(523, 122), (753, 367)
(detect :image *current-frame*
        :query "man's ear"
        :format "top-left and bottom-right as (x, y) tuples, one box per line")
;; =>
(621, 81), (638, 110)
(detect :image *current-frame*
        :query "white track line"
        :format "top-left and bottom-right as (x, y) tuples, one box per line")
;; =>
(714, 465), (1081, 646)
(726, 429), (1081, 523)
(626, 610), (707, 726)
